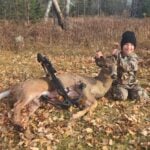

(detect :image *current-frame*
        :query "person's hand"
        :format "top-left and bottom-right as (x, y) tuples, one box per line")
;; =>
(112, 49), (118, 56)
(95, 51), (103, 59)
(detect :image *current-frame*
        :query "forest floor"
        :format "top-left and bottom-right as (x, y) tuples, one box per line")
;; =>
(0, 48), (150, 150)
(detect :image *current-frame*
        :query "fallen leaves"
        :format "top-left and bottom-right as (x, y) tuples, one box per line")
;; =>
(84, 127), (93, 133)
(0, 51), (150, 149)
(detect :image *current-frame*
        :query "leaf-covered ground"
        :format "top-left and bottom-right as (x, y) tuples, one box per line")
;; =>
(0, 50), (150, 150)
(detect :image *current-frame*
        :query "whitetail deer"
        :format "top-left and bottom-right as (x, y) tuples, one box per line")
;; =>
(0, 55), (116, 131)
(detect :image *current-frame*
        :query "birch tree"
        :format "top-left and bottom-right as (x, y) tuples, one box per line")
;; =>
(65, 0), (71, 17)
(44, 0), (52, 22)
(52, 0), (65, 29)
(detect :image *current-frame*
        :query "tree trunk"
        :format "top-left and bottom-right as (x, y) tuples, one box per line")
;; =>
(52, 0), (65, 29)
(44, 0), (52, 22)
(65, 0), (71, 17)
(131, 0), (143, 17)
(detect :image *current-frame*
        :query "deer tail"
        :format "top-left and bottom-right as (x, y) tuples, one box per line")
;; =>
(0, 90), (11, 100)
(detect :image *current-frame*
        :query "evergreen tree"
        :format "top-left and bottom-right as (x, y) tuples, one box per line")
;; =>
(142, 0), (150, 17)
(101, 0), (127, 15)
(29, 0), (44, 21)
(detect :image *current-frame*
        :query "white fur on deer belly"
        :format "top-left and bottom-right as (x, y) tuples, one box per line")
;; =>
(41, 91), (59, 99)
(41, 91), (51, 97)
(67, 90), (80, 99)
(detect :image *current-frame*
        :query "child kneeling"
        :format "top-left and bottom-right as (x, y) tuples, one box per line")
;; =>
(95, 31), (149, 101)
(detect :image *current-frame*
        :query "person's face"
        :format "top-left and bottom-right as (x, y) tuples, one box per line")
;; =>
(122, 43), (135, 56)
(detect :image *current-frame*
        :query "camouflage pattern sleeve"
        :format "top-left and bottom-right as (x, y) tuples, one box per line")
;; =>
(120, 53), (139, 72)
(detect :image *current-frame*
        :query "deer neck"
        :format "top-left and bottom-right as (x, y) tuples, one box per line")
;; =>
(97, 70), (113, 89)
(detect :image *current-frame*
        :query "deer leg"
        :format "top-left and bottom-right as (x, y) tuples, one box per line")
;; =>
(13, 95), (40, 130)
(13, 101), (28, 127)
(21, 97), (41, 129)
(72, 107), (89, 119)
(88, 100), (97, 116)
(72, 98), (97, 120)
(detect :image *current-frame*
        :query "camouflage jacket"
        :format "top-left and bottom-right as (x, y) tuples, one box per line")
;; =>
(95, 50), (139, 87)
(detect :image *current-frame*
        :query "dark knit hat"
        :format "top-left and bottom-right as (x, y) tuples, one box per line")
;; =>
(120, 31), (136, 49)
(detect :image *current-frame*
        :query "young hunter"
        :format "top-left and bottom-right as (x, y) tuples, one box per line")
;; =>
(95, 31), (149, 101)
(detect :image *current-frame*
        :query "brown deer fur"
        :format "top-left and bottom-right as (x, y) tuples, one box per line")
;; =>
(0, 56), (116, 130)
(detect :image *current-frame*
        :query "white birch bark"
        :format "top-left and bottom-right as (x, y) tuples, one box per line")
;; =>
(65, 0), (71, 17)
(44, 0), (52, 22)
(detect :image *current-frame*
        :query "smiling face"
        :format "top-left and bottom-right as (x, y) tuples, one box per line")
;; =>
(122, 43), (135, 56)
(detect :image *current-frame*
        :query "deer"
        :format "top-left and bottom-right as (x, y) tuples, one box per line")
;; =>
(0, 54), (116, 131)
